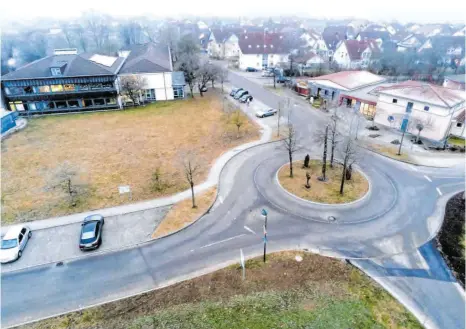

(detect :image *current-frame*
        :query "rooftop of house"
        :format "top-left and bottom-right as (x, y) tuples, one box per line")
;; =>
(342, 39), (381, 61)
(210, 28), (242, 43)
(322, 25), (353, 51)
(2, 52), (125, 80)
(445, 75), (466, 84)
(238, 32), (291, 55)
(118, 43), (172, 74)
(309, 70), (387, 91)
(340, 82), (397, 104)
(357, 30), (391, 41)
(378, 80), (466, 108)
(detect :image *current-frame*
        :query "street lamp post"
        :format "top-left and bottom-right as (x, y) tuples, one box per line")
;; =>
(261, 208), (268, 263)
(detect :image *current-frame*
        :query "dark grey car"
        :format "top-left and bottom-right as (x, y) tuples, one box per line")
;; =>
(79, 214), (104, 251)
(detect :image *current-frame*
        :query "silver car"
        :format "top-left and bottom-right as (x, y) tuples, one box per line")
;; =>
(0, 225), (32, 263)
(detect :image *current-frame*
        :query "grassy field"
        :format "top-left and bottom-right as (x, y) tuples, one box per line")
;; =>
(19, 251), (422, 329)
(1, 95), (259, 224)
(152, 186), (217, 238)
(278, 160), (369, 204)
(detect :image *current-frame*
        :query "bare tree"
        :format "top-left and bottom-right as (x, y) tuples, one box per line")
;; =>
(283, 124), (300, 177)
(119, 75), (147, 106)
(83, 11), (109, 50)
(159, 24), (181, 61)
(120, 22), (143, 47)
(230, 110), (245, 138)
(217, 66), (228, 93)
(196, 62), (214, 97)
(61, 23), (75, 48)
(49, 162), (84, 207)
(314, 124), (329, 181)
(329, 115), (340, 168)
(181, 153), (200, 208)
(74, 25), (88, 52)
(175, 36), (200, 98)
(339, 137), (358, 195)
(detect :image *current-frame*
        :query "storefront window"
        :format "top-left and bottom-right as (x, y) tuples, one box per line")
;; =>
(79, 84), (89, 91)
(173, 87), (184, 99)
(28, 103), (37, 111)
(55, 101), (67, 108)
(83, 99), (93, 107)
(23, 86), (34, 94)
(91, 83), (103, 90)
(102, 82), (113, 88)
(64, 84), (76, 91)
(105, 98), (117, 105)
(51, 85), (64, 92)
(39, 85), (51, 93)
(8, 102), (16, 111)
(14, 101), (25, 111)
(68, 100), (79, 108)
(46, 101), (55, 109)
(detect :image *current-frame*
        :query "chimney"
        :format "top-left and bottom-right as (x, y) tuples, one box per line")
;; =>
(54, 48), (78, 55)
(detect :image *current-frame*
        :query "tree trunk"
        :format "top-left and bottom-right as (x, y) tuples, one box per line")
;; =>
(236, 125), (240, 138)
(211, 80), (214, 88)
(345, 164), (352, 180)
(321, 126), (328, 180)
(330, 140), (335, 168)
(340, 159), (348, 195)
(199, 85), (204, 97)
(221, 81), (224, 93)
(189, 84), (194, 98)
(289, 151), (293, 178)
(190, 183), (196, 208)
(273, 74), (276, 89)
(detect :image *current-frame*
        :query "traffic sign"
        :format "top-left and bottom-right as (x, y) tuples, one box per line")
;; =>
(240, 249), (245, 268)
(261, 209), (268, 217)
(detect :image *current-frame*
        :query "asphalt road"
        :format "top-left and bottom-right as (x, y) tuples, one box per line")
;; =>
(1, 70), (464, 328)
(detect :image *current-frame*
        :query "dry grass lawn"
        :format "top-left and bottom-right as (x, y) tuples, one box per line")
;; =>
(152, 186), (217, 238)
(1, 94), (259, 224)
(363, 142), (412, 162)
(278, 160), (369, 204)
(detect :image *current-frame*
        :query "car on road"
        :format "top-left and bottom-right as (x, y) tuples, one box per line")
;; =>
(234, 90), (249, 100)
(0, 225), (32, 263)
(262, 70), (274, 77)
(239, 95), (253, 103)
(230, 88), (243, 97)
(276, 76), (291, 83)
(245, 67), (258, 72)
(79, 214), (104, 251)
(256, 108), (277, 118)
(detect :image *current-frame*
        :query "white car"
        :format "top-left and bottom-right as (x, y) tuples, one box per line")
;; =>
(0, 225), (32, 263)
(256, 108), (278, 118)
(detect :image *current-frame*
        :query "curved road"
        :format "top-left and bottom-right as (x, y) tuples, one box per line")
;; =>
(1, 71), (464, 328)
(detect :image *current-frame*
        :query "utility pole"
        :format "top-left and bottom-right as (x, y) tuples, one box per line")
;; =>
(398, 102), (413, 156)
(261, 208), (268, 263)
(277, 101), (281, 137)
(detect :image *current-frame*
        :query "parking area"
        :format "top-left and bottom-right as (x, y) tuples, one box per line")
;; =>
(1, 206), (170, 272)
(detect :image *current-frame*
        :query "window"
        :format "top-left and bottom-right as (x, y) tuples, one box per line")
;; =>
(14, 101), (24, 111)
(424, 106), (430, 111)
(82, 99), (93, 107)
(39, 85), (51, 93)
(28, 103), (37, 111)
(91, 83), (103, 90)
(94, 99), (105, 106)
(102, 82), (113, 89)
(105, 98), (117, 105)
(173, 87), (184, 99)
(406, 102), (413, 113)
(18, 233), (23, 243)
(324, 90), (328, 95)
(4, 88), (11, 95)
(51, 85), (64, 92)
(64, 84), (75, 91)
(392, 98), (398, 103)
(23, 86), (34, 94)
(145, 89), (156, 100)
(67, 100), (79, 108)
(8, 102), (16, 111)
(51, 67), (62, 76)
(79, 84), (89, 91)
(457, 122), (463, 128)
(55, 101), (67, 108)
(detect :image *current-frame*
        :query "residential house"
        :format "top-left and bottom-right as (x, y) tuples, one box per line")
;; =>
(453, 26), (466, 37)
(208, 28), (241, 59)
(356, 31), (391, 49)
(333, 39), (381, 69)
(373, 81), (466, 141)
(322, 26), (354, 60)
(417, 36), (464, 65)
(397, 34), (426, 52)
(415, 24), (453, 37)
(294, 51), (326, 74)
(117, 43), (185, 105)
(237, 32), (291, 70)
(450, 110), (466, 138)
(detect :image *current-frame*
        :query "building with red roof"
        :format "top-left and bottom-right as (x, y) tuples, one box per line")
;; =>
(333, 39), (381, 69)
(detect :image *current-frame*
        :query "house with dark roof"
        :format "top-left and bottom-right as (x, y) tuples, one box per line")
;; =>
(374, 80), (466, 141)
(333, 39), (381, 69)
(117, 43), (185, 104)
(237, 32), (292, 70)
(418, 36), (465, 64)
(322, 26), (355, 59)
(397, 34), (426, 52)
(207, 28), (242, 59)
(1, 43), (186, 115)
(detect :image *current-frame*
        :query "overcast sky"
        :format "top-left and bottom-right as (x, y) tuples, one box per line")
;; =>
(1, 0), (465, 24)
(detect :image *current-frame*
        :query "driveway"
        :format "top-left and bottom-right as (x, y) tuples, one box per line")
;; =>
(1, 206), (170, 273)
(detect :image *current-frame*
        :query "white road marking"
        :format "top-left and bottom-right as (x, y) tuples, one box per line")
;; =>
(244, 226), (256, 234)
(410, 165), (419, 172)
(424, 175), (432, 182)
(199, 234), (246, 249)
(218, 196), (224, 204)
(436, 187), (443, 196)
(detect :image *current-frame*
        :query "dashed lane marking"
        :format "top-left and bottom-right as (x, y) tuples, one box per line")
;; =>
(199, 234), (246, 250)
(436, 187), (443, 196)
(424, 175), (432, 182)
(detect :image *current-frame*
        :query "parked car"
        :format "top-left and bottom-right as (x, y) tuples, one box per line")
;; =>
(239, 95), (253, 103)
(0, 225), (32, 263)
(230, 88), (243, 97)
(234, 90), (249, 100)
(262, 70), (274, 77)
(276, 76), (291, 83)
(79, 214), (104, 251)
(256, 108), (277, 118)
(246, 67), (258, 72)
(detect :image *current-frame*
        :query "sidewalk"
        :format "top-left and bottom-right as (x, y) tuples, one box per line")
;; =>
(1, 90), (273, 235)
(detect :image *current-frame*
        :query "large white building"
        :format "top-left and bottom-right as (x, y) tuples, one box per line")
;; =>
(117, 43), (185, 105)
(374, 81), (466, 141)
(207, 28), (241, 59)
(237, 32), (291, 71)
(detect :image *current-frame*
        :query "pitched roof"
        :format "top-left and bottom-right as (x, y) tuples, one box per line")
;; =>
(322, 26), (352, 51)
(428, 36), (465, 52)
(357, 31), (391, 41)
(378, 80), (466, 108)
(2, 53), (125, 80)
(238, 32), (291, 55)
(118, 43), (172, 74)
(309, 70), (386, 91)
(343, 39), (381, 61)
(211, 28), (241, 43)
(455, 110), (465, 122)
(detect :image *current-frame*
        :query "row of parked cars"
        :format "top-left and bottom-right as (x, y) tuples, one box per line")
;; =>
(0, 214), (105, 264)
(230, 88), (253, 103)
